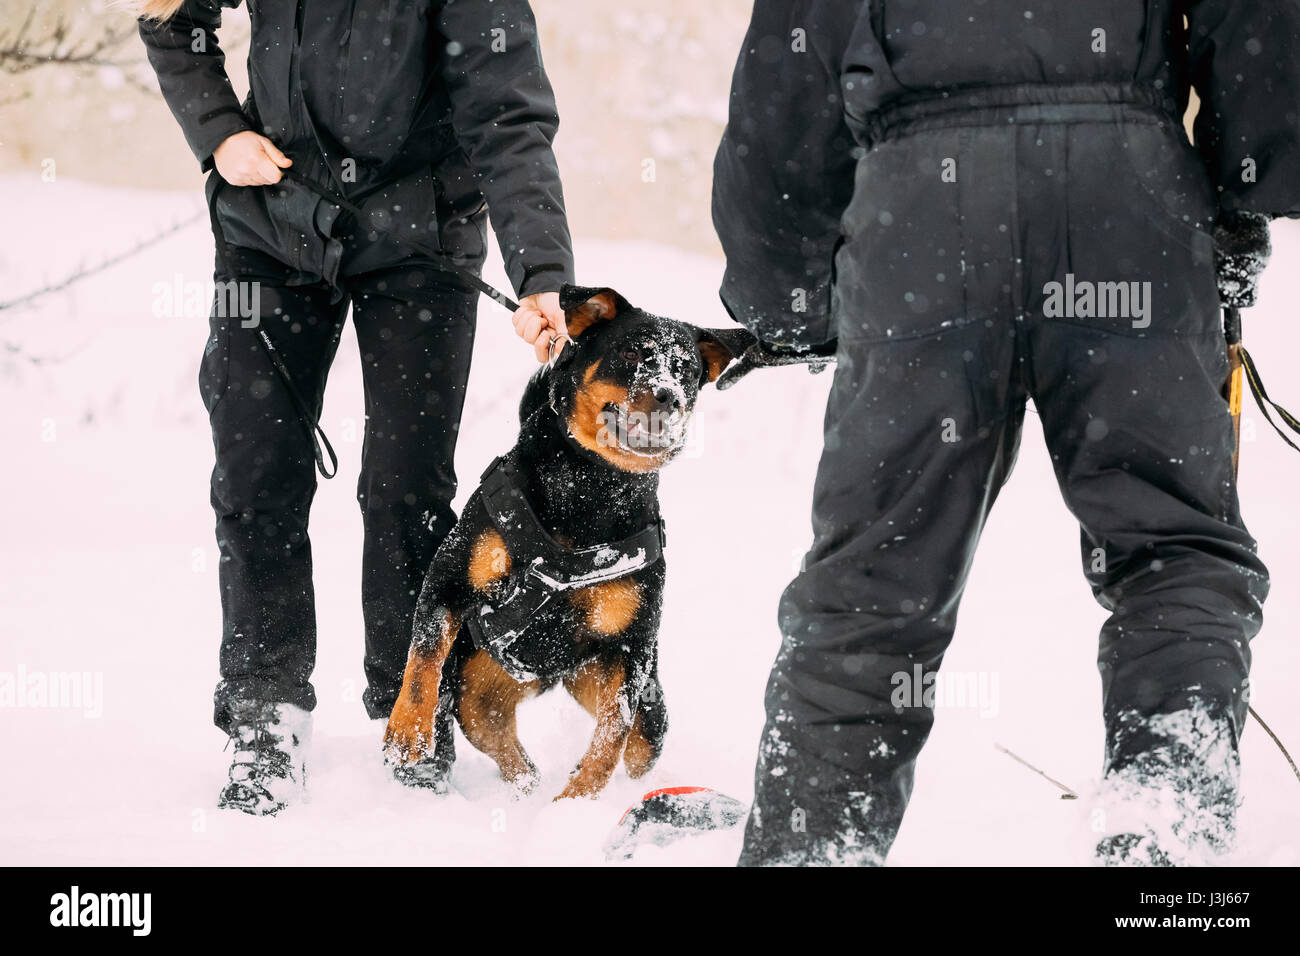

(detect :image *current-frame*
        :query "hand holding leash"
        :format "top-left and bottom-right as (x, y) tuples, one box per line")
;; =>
(716, 338), (838, 391)
(513, 291), (569, 363)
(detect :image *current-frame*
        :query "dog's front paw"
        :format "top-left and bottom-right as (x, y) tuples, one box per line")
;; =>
(507, 768), (539, 799)
(391, 757), (452, 794)
(554, 775), (604, 801)
(382, 699), (436, 766)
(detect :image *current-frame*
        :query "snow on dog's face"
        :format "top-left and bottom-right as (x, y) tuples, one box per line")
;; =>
(550, 285), (748, 473)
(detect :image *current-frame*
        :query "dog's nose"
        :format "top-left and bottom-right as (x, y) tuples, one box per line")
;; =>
(653, 387), (681, 410)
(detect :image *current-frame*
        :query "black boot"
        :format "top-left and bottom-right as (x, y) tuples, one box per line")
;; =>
(218, 700), (311, 816)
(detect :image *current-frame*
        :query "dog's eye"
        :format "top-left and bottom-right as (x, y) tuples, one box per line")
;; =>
(620, 347), (640, 363)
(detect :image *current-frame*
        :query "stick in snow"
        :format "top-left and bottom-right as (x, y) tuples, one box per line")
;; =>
(994, 742), (1079, 800)
(1249, 705), (1300, 787)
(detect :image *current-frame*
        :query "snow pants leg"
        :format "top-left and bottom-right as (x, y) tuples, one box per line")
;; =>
(206, 250), (476, 734)
(739, 110), (1268, 865)
(350, 266), (477, 718)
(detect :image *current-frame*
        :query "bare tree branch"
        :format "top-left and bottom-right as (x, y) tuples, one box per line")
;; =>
(0, 208), (207, 314)
(0, 9), (139, 74)
(2, 338), (90, 367)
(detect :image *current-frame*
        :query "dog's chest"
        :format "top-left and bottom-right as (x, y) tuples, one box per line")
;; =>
(462, 455), (666, 682)
(466, 566), (662, 683)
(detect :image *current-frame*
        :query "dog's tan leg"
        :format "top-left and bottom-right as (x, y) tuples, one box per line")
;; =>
(457, 649), (541, 791)
(383, 610), (458, 765)
(557, 660), (632, 800)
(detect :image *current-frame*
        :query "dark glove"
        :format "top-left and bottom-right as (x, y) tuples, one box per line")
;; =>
(716, 338), (838, 391)
(1213, 210), (1272, 309)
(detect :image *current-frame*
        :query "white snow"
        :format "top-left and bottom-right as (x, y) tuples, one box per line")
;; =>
(1, 176), (1297, 865)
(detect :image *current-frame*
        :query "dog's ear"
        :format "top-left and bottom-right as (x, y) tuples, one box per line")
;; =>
(560, 284), (632, 337)
(696, 327), (757, 384)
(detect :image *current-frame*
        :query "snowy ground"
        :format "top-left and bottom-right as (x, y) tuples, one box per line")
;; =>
(1, 178), (1297, 866)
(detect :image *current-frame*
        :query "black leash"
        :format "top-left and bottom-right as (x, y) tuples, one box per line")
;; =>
(1239, 348), (1300, 454)
(254, 324), (339, 478)
(1223, 305), (1300, 788)
(1225, 305), (1300, 455)
(206, 169), (523, 479)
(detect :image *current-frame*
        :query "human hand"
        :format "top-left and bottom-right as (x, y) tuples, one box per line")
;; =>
(716, 338), (838, 391)
(1214, 210), (1272, 309)
(213, 131), (292, 187)
(512, 291), (568, 363)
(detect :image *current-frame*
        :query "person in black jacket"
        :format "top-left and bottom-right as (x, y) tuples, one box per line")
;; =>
(138, 0), (574, 814)
(714, 0), (1299, 865)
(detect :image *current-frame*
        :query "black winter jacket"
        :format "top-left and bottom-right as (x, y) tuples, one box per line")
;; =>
(141, 0), (573, 296)
(713, 0), (1300, 348)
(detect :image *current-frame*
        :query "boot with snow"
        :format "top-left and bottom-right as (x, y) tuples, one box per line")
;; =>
(218, 700), (311, 816)
(1095, 831), (1174, 867)
(1092, 706), (1241, 867)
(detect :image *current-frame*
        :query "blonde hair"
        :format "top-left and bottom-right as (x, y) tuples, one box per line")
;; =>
(135, 0), (187, 21)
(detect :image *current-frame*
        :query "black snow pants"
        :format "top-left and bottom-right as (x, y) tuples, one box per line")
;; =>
(740, 99), (1269, 865)
(204, 223), (484, 735)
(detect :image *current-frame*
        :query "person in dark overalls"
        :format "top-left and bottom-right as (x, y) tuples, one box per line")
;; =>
(139, 0), (573, 814)
(713, 0), (1299, 864)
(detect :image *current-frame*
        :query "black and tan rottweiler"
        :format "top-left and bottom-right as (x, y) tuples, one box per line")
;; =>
(382, 285), (754, 799)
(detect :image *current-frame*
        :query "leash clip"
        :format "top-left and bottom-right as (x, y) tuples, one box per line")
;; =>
(547, 332), (573, 367)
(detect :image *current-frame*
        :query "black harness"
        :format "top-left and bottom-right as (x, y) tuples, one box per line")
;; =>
(465, 454), (667, 681)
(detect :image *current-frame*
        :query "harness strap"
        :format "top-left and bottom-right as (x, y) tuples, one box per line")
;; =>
(466, 454), (667, 679)
(479, 454), (666, 587)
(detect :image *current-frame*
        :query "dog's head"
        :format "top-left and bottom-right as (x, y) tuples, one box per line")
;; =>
(548, 284), (754, 473)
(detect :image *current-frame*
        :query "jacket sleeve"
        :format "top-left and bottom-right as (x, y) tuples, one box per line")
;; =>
(1185, 0), (1300, 219)
(434, 0), (574, 298)
(138, 0), (251, 172)
(712, 0), (860, 348)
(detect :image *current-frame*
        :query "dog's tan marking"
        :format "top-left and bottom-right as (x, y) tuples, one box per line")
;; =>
(558, 660), (632, 799)
(383, 611), (458, 765)
(468, 528), (511, 591)
(572, 578), (642, 636)
(568, 362), (669, 474)
(457, 649), (541, 788)
(565, 291), (618, 337)
(697, 338), (733, 383)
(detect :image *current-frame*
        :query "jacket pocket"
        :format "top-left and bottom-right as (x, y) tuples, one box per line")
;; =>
(212, 180), (313, 272)
(433, 146), (488, 266)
